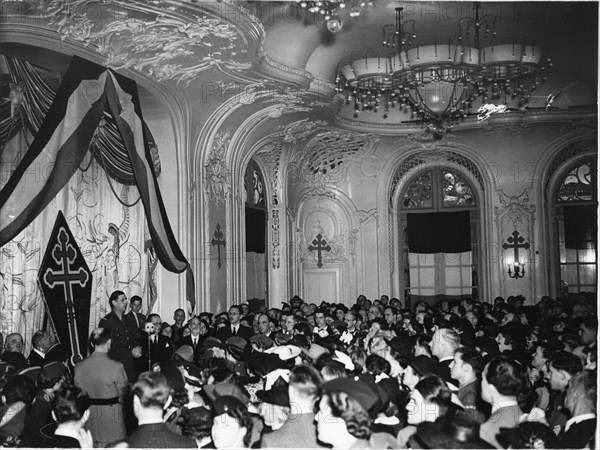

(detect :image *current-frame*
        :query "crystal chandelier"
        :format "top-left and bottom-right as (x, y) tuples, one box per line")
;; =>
(296, 0), (374, 33)
(335, 2), (552, 134)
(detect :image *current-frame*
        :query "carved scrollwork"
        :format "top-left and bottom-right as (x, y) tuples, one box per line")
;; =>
(204, 130), (232, 204)
(278, 119), (328, 144)
(494, 189), (536, 229)
(272, 209), (280, 269)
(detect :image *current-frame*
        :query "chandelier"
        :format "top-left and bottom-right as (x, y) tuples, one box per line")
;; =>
(296, 0), (374, 32)
(335, 2), (552, 134)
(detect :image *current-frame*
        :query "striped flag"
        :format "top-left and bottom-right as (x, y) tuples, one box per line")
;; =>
(0, 57), (194, 310)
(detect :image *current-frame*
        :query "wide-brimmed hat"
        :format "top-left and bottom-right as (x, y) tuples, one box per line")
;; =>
(407, 355), (438, 376)
(409, 411), (495, 449)
(385, 336), (413, 360)
(204, 381), (250, 405)
(256, 384), (289, 407)
(159, 363), (185, 392)
(16, 366), (41, 383)
(331, 350), (355, 371)
(250, 334), (275, 350)
(264, 345), (301, 361)
(173, 345), (194, 363)
(225, 336), (248, 361)
(212, 395), (246, 416)
(38, 361), (68, 384)
(263, 369), (291, 391)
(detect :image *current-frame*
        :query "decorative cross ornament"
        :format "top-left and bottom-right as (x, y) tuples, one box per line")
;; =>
(502, 230), (530, 279)
(42, 228), (89, 364)
(308, 233), (331, 268)
(212, 224), (226, 269)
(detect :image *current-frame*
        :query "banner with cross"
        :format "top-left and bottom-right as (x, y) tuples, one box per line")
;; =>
(38, 211), (92, 364)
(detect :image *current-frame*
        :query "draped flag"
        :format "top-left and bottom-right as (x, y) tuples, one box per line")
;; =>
(0, 56), (195, 310)
(38, 211), (92, 365)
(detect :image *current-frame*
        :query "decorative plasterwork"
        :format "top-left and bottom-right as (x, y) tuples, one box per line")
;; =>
(271, 210), (280, 269)
(287, 130), (379, 199)
(256, 141), (283, 207)
(265, 89), (331, 119)
(494, 189), (536, 229)
(357, 208), (380, 227)
(299, 210), (348, 266)
(278, 119), (328, 144)
(12, 0), (257, 85)
(204, 130), (232, 204)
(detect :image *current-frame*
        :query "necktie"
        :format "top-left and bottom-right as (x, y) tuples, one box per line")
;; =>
(152, 335), (157, 344)
(232, 326), (237, 335)
(193, 337), (197, 348)
(133, 313), (139, 328)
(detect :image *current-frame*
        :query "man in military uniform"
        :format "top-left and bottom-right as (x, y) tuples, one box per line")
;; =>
(99, 290), (142, 381)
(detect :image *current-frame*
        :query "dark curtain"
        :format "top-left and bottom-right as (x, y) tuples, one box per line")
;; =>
(564, 204), (598, 249)
(245, 208), (266, 253)
(407, 211), (471, 253)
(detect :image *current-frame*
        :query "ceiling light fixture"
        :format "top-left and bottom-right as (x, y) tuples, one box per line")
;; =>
(296, 0), (374, 32)
(335, 2), (552, 135)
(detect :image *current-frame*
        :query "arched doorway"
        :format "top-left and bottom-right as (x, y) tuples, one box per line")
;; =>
(398, 168), (480, 306)
(244, 159), (268, 309)
(548, 156), (597, 298)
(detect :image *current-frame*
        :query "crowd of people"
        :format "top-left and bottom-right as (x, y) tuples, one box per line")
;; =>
(0, 290), (597, 448)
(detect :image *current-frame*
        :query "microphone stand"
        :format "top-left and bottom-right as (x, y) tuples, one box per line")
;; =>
(147, 333), (152, 372)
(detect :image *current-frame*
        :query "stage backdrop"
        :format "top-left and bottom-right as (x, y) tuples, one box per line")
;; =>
(0, 151), (153, 354)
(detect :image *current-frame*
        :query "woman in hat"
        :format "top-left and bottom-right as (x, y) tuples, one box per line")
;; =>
(211, 395), (254, 448)
(397, 374), (454, 448)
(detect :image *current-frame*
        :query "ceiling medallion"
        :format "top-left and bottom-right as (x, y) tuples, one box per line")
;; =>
(335, 2), (552, 136)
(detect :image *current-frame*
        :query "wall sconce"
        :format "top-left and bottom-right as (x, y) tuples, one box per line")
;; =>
(502, 230), (530, 280)
(507, 261), (526, 279)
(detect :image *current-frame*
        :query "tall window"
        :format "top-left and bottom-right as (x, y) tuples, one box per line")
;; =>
(400, 168), (479, 301)
(244, 159), (267, 304)
(553, 158), (597, 298)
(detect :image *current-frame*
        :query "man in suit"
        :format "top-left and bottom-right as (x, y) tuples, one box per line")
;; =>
(1, 332), (27, 370)
(313, 308), (333, 339)
(261, 365), (327, 448)
(557, 369), (596, 448)
(480, 357), (524, 448)
(125, 295), (146, 331)
(139, 314), (173, 371)
(431, 327), (460, 387)
(126, 371), (196, 448)
(170, 308), (186, 345)
(178, 317), (205, 363)
(255, 313), (273, 338)
(27, 330), (52, 367)
(450, 346), (489, 423)
(546, 351), (583, 435)
(215, 305), (253, 342)
(99, 290), (142, 381)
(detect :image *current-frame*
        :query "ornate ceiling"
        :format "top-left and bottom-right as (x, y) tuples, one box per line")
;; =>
(0, 0), (597, 130)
